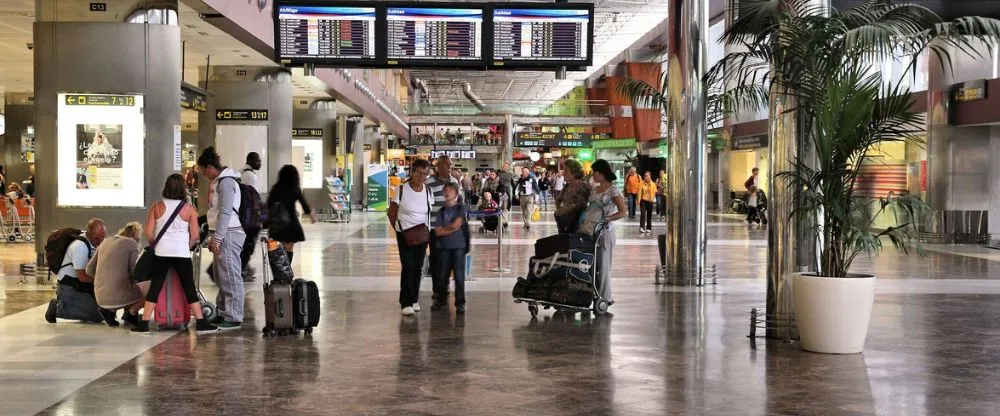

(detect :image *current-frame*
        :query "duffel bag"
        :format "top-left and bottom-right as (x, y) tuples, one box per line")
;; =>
(535, 233), (593, 260)
(547, 275), (593, 307)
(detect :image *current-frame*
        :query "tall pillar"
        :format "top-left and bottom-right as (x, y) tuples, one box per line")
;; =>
(292, 99), (337, 208)
(766, 0), (828, 339)
(34, 1), (181, 252)
(663, 0), (708, 284)
(502, 114), (514, 166)
(349, 118), (365, 206)
(199, 66), (292, 200)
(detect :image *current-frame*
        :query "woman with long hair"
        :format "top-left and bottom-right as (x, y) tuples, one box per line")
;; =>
(579, 159), (627, 304)
(267, 165), (317, 263)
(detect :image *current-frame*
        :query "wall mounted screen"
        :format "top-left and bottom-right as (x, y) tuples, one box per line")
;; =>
(492, 5), (593, 67)
(275, 4), (377, 65)
(385, 6), (483, 66)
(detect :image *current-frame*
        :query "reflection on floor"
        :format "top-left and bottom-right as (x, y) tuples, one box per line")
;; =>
(0, 212), (999, 415)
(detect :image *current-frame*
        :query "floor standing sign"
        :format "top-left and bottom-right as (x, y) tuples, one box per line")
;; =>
(367, 163), (388, 211)
(57, 93), (145, 207)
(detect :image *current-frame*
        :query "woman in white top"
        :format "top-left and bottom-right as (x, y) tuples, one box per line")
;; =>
(387, 159), (434, 316)
(132, 174), (218, 334)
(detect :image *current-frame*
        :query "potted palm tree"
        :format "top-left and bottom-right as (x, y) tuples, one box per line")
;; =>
(616, 0), (1000, 353)
(704, 0), (1000, 354)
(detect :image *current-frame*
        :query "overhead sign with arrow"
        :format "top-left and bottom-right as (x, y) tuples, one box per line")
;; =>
(63, 94), (136, 107)
(215, 109), (268, 121)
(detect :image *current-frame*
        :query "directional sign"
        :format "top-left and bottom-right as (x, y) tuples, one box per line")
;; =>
(63, 94), (136, 106)
(292, 128), (324, 137)
(215, 109), (268, 121)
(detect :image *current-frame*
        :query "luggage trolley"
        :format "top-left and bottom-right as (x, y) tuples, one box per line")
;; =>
(0, 197), (35, 243)
(513, 222), (612, 317)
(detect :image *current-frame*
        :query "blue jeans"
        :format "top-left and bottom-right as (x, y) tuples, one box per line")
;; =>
(539, 190), (549, 210)
(436, 247), (467, 307)
(627, 194), (637, 218)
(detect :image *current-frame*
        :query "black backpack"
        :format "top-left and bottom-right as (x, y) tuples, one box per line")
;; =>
(221, 177), (266, 231)
(45, 228), (88, 275)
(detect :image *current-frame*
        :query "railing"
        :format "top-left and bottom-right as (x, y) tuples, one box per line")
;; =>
(406, 99), (610, 117)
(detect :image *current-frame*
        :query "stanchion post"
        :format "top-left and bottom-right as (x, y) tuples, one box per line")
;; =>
(490, 211), (510, 273)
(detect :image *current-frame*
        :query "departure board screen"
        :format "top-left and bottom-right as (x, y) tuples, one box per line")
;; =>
(275, 5), (377, 64)
(385, 7), (483, 64)
(492, 7), (592, 66)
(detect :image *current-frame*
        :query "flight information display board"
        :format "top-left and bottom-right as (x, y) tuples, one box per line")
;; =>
(492, 6), (592, 67)
(275, 5), (377, 65)
(385, 6), (483, 65)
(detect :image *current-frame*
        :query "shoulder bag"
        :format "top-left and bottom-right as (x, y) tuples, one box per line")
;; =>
(398, 185), (431, 247)
(135, 202), (186, 282)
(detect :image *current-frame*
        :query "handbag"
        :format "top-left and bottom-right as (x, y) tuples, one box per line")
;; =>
(135, 201), (186, 282)
(398, 183), (431, 247)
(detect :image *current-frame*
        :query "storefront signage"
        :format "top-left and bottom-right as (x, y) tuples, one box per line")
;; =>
(56, 93), (145, 208)
(731, 134), (768, 151)
(292, 128), (324, 137)
(952, 79), (987, 103)
(514, 132), (595, 148)
(430, 150), (477, 160)
(215, 109), (268, 121)
(591, 138), (637, 149)
(404, 146), (418, 156)
(64, 94), (135, 107)
(180, 86), (207, 112)
(89, 3), (107, 12)
(387, 149), (406, 160)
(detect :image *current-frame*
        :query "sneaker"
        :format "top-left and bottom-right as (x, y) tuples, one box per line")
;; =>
(216, 320), (242, 330)
(130, 320), (150, 333)
(195, 318), (219, 334)
(412, 303), (421, 312)
(44, 299), (57, 323)
(456, 305), (466, 315)
(121, 311), (141, 326)
(99, 308), (119, 327)
(401, 306), (415, 316)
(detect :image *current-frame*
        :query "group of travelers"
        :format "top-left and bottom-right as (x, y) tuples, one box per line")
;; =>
(623, 167), (668, 234)
(43, 147), (316, 334)
(0, 164), (35, 201)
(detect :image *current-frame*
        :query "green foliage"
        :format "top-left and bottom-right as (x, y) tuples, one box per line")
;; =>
(704, 0), (1000, 277)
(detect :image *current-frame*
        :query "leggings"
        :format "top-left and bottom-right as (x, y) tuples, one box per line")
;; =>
(146, 256), (199, 304)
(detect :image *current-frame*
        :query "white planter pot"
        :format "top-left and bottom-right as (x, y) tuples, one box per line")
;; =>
(792, 273), (876, 354)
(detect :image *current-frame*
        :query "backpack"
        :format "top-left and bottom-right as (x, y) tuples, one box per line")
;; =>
(45, 228), (88, 275)
(222, 177), (266, 231)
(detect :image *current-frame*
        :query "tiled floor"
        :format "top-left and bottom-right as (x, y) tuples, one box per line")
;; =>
(2, 210), (1000, 415)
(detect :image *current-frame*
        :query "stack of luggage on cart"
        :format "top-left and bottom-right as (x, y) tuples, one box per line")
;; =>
(513, 233), (597, 308)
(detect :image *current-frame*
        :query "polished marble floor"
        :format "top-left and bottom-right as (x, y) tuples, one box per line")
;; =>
(2, 210), (1000, 415)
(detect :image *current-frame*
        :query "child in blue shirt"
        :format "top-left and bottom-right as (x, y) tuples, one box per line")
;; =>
(434, 182), (469, 314)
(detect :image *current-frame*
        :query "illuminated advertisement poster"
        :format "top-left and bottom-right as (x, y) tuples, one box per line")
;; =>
(292, 139), (323, 189)
(366, 163), (388, 211)
(58, 93), (144, 207)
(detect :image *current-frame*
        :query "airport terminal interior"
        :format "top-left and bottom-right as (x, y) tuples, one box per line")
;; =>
(2, 0), (1000, 415)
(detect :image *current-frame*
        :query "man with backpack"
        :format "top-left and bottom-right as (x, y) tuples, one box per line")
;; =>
(197, 147), (246, 330)
(239, 152), (263, 281)
(44, 218), (118, 326)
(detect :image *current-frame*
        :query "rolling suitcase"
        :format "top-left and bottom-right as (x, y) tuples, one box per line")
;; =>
(155, 270), (191, 330)
(291, 279), (320, 334)
(261, 238), (296, 336)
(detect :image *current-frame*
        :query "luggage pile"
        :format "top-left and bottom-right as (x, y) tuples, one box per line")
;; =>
(261, 238), (320, 336)
(512, 233), (598, 311)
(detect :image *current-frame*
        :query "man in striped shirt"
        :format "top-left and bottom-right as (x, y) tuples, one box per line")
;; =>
(426, 155), (462, 311)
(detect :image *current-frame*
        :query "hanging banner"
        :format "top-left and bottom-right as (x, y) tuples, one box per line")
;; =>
(367, 163), (389, 211)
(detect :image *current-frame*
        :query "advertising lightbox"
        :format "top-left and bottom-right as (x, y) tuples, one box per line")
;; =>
(57, 93), (145, 207)
(292, 139), (324, 189)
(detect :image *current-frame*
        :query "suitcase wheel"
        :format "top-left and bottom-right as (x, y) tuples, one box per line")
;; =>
(528, 304), (538, 317)
(262, 327), (271, 336)
(304, 327), (313, 335)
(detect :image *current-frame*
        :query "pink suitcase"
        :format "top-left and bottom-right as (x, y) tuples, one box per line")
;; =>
(155, 270), (191, 330)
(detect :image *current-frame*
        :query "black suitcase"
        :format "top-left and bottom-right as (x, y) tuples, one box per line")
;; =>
(292, 279), (320, 334)
(534, 233), (593, 259)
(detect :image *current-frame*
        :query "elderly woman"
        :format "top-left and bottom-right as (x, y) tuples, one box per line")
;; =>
(86, 222), (148, 326)
(553, 159), (591, 234)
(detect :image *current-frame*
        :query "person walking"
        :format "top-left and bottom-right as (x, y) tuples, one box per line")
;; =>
(198, 147), (245, 330)
(388, 159), (434, 316)
(537, 172), (552, 211)
(624, 167), (640, 219)
(638, 172), (657, 233)
(266, 165), (317, 265)
(239, 152), (263, 281)
(132, 174), (219, 334)
(580, 160), (626, 305)
(552, 170), (565, 202)
(516, 167), (538, 230)
(655, 170), (667, 219)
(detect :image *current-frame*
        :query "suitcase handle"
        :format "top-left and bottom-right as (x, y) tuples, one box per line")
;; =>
(298, 298), (306, 315)
(276, 298), (285, 318)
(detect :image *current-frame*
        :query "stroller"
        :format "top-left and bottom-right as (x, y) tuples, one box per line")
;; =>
(474, 193), (507, 234)
(512, 221), (612, 317)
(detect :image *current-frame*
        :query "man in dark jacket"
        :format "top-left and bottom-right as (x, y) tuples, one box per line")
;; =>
(515, 168), (539, 230)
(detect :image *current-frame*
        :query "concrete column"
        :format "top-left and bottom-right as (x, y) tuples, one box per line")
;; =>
(198, 66), (292, 201)
(33, 0), (181, 252)
(990, 127), (1000, 246)
(502, 114), (514, 166)
(292, 100), (337, 210)
(349, 118), (365, 206)
(663, 0), (708, 284)
(3, 94), (35, 184)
